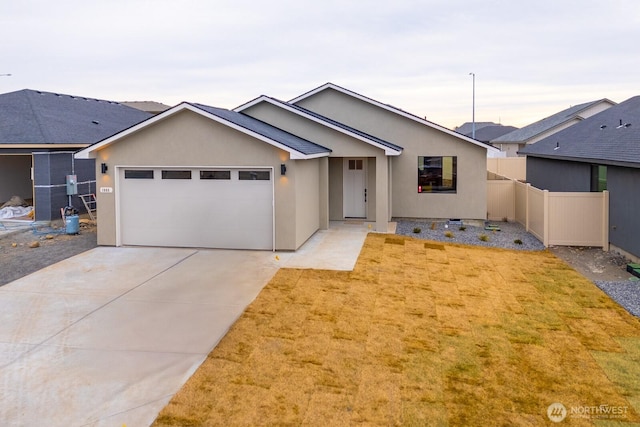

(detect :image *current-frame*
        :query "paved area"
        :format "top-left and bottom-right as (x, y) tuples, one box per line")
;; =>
(0, 222), (372, 426)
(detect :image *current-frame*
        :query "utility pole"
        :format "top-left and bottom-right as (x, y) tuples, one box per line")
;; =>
(469, 72), (475, 139)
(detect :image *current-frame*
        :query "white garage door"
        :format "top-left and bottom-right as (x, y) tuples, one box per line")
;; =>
(118, 167), (273, 250)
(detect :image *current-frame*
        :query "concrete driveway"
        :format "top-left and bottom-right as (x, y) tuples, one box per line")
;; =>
(0, 223), (371, 426)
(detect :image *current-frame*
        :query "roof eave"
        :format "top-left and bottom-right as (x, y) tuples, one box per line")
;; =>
(0, 143), (90, 149)
(523, 152), (640, 169)
(75, 103), (330, 160)
(235, 95), (403, 156)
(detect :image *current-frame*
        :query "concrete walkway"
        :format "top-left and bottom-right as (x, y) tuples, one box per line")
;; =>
(0, 222), (374, 426)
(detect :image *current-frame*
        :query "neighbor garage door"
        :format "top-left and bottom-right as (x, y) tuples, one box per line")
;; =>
(118, 167), (273, 250)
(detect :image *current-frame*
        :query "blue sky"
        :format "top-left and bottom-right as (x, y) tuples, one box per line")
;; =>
(1, 0), (638, 129)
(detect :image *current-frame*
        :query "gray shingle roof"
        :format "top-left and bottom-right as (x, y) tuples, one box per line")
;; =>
(455, 122), (500, 135)
(0, 89), (152, 145)
(461, 125), (518, 142)
(519, 96), (640, 167)
(492, 100), (611, 143)
(191, 103), (331, 156)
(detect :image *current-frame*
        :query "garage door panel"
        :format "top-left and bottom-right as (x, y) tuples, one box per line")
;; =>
(119, 168), (273, 250)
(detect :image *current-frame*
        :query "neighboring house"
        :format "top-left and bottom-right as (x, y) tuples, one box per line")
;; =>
(519, 95), (640, 260)
(121, 101), (171, 115)
(455, 122), (518, 143)
(0, 89), (152, 221)
(492, 99), (616, 157)
(75, 83), (500, 251)
(455, 121), (500, 135)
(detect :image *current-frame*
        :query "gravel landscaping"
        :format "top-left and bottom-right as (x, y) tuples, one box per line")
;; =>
(395, 218), (546, 251)
(595, 280), (640, 317)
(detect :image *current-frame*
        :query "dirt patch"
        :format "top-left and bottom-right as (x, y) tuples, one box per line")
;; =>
(549, 246), (634, 282)
(0, 220), (97, 286)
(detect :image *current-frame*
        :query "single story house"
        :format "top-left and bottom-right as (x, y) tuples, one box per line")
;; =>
(454, 121), (518, 143)
(520, 95), (640, 260)
(75, 83), (500, 251)
(0, 89), (152, 221)
(492, 99), (616, 157)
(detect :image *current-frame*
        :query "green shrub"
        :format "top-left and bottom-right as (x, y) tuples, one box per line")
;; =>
(479, 234), (489, 242)
(413, 227), (422, 234)
(444, 231), (454, 238)
(459, 226), (467, 231)
(514, 239), (523, 245)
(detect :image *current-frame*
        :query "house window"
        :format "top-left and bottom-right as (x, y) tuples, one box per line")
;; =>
(239, 170), (270, 180)
(348, 159), (363, 170)
(124, 169), (154, 179)
(591, 165), (607, 192)
(200, 170), (231, 180)
(162, 170), (192, 179)
(418, 156), (457, 193)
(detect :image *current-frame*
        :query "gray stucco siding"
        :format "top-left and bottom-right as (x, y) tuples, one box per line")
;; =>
(526, 157), (591, 192)
(608, 166), (640, 258)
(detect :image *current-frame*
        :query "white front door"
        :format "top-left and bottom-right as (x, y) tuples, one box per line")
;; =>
(343, 158), (366, 218)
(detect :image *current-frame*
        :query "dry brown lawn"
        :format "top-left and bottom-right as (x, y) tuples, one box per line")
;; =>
(153, 234), (640, 426)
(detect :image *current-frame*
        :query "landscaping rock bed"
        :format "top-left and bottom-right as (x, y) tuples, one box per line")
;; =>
(395, 218), (546, 251)
(595, 280), (640, 317)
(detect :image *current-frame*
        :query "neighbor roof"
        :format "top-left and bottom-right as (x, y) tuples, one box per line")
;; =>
(0, 89), (152, 148)
(290, 82), (501, 154)
(461, 125), (519, 142)
(75, 102), (331, 160)
(519, 95), (640, 167)
(235, 95), (403, 155)
(492, 99), (615, 144)
(455, 122), (501, 135)
(120, 101), (171, 114)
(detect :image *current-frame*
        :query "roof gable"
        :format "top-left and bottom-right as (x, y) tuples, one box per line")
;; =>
(0, 89), (152, 146)
(75, 102), (331, 160)
(235, 96), (403, 155)
(519, 96), (640, 167)
(290, 83), (500, 154)
(492, 99), (616, 144)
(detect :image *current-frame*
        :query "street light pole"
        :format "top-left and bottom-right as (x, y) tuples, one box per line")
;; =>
(469, 72), (475, 139)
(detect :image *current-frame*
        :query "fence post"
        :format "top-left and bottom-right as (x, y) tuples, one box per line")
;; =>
(602, 190), (609, 251)
(543, 189), (549, 247)
(525, 183), (531, 232)
(511, 179), (516, 223)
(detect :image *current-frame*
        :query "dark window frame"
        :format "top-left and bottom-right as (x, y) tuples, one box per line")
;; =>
(238, 170), (270, 181)
(200, 170), (231, 180)
(417, 156), (457, 193)
(124, 169), (154, 179)
(590, 164), (607, 192)
(161, 170), (192, 180)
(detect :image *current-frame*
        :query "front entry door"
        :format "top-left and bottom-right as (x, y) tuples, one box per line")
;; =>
(343, 158), (366, 218)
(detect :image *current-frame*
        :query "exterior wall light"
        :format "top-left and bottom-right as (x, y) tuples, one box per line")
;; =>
(280, 164), (287, 176)
(101, 163), (108, 174)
